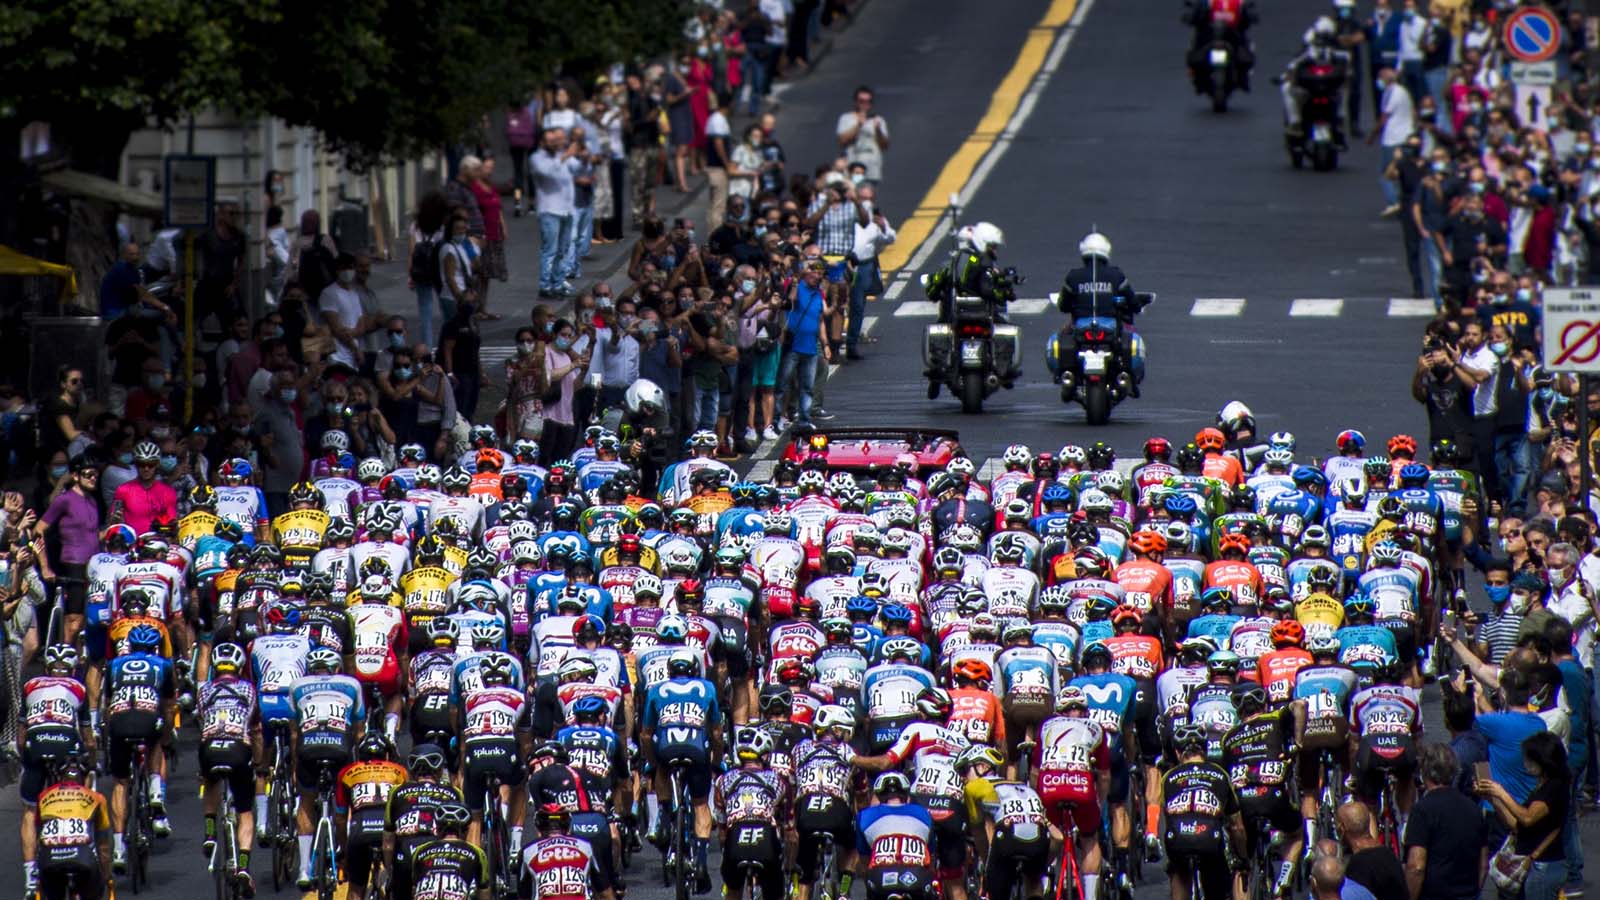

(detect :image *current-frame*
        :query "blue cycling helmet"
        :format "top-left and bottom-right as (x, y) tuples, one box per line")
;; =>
(1199, 586), (1234, 612)
(572, 696), (609, 721)
(127, 623), (163, 650)
(1343, 594), (1375, 617)
(1397, 463), (1430, 486)
(1040, 484), (1072, 505)
(880, 603), (914, 626)
(1291, 467), (1328, 489)
(566, 548), (594, 571)
(1165, 494), (1198, 517)
(846, 595), (878, 619)
(336, 452), (357, 471)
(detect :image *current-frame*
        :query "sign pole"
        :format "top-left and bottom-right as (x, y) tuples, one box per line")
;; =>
(1584, 374), (1594, 504)
(184, 232), (195, 423)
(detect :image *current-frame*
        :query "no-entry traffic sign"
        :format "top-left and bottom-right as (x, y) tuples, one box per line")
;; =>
(1503, 7), (1562, 64)
(1545, 288), (1600, 372)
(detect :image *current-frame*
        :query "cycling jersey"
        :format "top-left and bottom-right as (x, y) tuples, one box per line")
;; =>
(521, 835), (600, 900)
(349, 603), (407, 691)
(290, 674), (364, 766)
(35, 781), (110, 875)
(413, 838), (489, 900)
(337, 759), (408, 845)
(1035, 715), (1110, 834)
(1292, 664), (1358, 750)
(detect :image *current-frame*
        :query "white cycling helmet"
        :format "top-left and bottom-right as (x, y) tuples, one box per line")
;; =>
(625, 379), (666, 415)
(357, 457), (388, 482)
(969, 222), (1004, 255)
(1078, 231), (1112, 261)
(814, 705), (855, 738)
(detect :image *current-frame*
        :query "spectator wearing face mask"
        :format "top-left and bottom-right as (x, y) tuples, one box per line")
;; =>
(1468, 558), (1525, 664)
(319, 253), (367, 374)
(255, 368), (304, 517)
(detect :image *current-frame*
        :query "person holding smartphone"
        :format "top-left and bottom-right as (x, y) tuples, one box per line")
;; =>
(542, 319), (592, 459)
(1411, 326), (1476, 464)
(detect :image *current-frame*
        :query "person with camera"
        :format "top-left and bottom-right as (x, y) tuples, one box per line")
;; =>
(1411, 325), (1477, 465)
(776, 261), (833, 431)
(737, 267), (785, 444)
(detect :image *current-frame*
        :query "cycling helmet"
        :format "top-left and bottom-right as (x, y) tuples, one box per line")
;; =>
(1079, 489), (1114, 515)
(736, 729), (777, 763)
(480, 655), (514, 685)
(1307, 630), (1340, 655)
(1001, 618), (1034, 643)
(759, 683), (793, 715)
(1056, 685), (1088, 713)
(1205, 650), (1240, 676)
(1095, 469), (1126, 496)
(845, 595), (878, 619)
(1165, 494), (1199, 518)
(1200, 586), (1234, 612)
(880, 637), (923, 662)
(881, 528), (914, 554)
(355, 458), (386, 483)
(1344, 594), (1375, 618)
(1128, 530), (1167, 556)
(1110, 604), (1143, 630)
(880, 603), (915, 627)
(666, 648), (699, 677)
(952, 658), (993, 684)
(210, 642), (246, 675)
(428, 616), (459, 647)
(1164, 520), (1192, 551)
(535, 803), (572, 834)
(1270, 620), (1305, 648)
(1059, 444), (1088, 467)
(470, 620), (507, 650)
(1179, 636), (1218, 664)
(933, 546), (966, 576)
(263, 601), (301, 632)
(1217, 400), (1255, 437)
(1217, 532), (1251, 557)
(954, 745), (1005, 774)
(1336, 430), (1366, 453)
(872, 772), (912, 798)
(321, 431), (350, 454)
(1299, 525), (1331, 550)
(1086, 442), (1115, 470)
(1236, 684), (1268, 716)
(633, 574), (664, 600)
(915, 687), (953, 720)
(1173, 722), (1208, 752)
(1041, 483), (1072, 507)
(557, 655), (598, 684)
(1143, 436), (1172, 461)
(213, 519), (245, 544)
(814, 705), (855, 739)
(441, 466), (471, 491)
(1002, 443), (1033, 469)
(1194, 428), (1226, 452)
(1268, 431), (1296, 453)
(131, 440), (160, 464)
(408, 744), (447, 774)
(1370, 541), (1402, 566)
(1397, 463), (1430, 486)
(1080, 642), (1113, 671)
(1292, 467), (1328, 490)
(43, 643), (78, 674)
(357, 732), (393, 762)
(1072, 546), (1111, 578)
(943, 523), (983, 552)
(325, 517), (356, 542)
(763, 509), (793, 535)
(307, 648), (341, 673)
(969, 612), (999, 640)
(1262, 448), (1295, 470)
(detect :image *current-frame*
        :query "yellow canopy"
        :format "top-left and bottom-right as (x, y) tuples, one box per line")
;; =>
(0, 245), (79, 304)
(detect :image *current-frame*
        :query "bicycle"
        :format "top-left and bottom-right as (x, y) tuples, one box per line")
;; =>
(481, 771), (517, 900)
(265, 721), (297, 892)
(207, 765), (244, 900)
(1244, 816), (1279, 900)
(814, 837), (841, 900)
(661, 758), (695, 900)
(310, 764), (340, 900)
(1374, 771), (1401, 857)
(1015, 737), (1038, 784)
(1051, 801), (1085, 900)
(739, 859), (766, 900)
(125, 740), (155, 893)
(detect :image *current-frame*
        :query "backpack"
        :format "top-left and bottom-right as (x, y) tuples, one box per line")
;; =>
(409, 231), (443, 290)
(294, 237), (337, 300)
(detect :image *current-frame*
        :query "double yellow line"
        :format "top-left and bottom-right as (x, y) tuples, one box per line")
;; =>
(878, 0), (1080, 272)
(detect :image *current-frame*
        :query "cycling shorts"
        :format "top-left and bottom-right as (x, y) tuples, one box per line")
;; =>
(107, 714), (162, 779)
(796, 796), (855, 882)
(655, 744), (714, 800)
(714, 616), (751, 678)
(572, 811), (617, 892)
(462, 739), (524, 810)
(864, 866), (934, 900)
(295, 742), (352, 791)
(1165, 841), (1231, 900)
(1039, 769), (1102, 836)
(1353, 737), (1416, 801)
(722, 824), (783, 900)
(198, 741), (255, 813)
(985, 833), (1050, 900)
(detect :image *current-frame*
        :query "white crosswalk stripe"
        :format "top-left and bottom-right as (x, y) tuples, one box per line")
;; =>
(481, 345), (516, 368)
(893, 301), (941, 317)
(1387, 298), (1435, 317)
(1191, 298), (1246, 316)
(1290, 298), (1343, 317)
(1009, 297), (1050, 315)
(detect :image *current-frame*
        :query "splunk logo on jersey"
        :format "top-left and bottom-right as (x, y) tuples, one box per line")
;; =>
(658, 700), (708, 726)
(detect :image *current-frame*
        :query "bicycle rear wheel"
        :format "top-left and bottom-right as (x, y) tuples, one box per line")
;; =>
(128, 770), (150, 894)
(673, 772), (691, 900)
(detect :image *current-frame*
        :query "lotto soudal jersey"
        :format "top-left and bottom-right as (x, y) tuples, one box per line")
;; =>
(520, 835), (598, 900)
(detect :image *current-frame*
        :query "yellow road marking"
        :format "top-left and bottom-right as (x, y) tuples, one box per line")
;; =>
(878, 0), (1079, 272)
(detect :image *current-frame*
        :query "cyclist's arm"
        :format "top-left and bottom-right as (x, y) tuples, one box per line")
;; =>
(1287, 699), (1307, 748)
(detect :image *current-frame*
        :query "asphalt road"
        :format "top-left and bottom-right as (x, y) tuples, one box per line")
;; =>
(6, 3), (1596, 900)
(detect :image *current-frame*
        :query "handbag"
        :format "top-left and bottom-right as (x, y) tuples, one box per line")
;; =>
(1489, 823), (1561, 892)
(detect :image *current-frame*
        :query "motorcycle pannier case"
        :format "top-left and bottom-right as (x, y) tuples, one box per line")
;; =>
(924, 323), (954, 370)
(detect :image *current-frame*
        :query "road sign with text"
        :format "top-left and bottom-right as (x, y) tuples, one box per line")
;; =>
(1545, 288), (1600, 372)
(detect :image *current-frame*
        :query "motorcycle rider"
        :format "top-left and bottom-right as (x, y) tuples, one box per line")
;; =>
(1278, 17), (1350, 142)
(1184, 0), (1259, 90)
(1054, 231), (1150, 396)
(924, 222), (1019, 328)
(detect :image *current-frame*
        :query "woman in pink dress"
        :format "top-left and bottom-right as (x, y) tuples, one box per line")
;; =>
(467, 155), (507, 320)
(688, 48), (716, 175)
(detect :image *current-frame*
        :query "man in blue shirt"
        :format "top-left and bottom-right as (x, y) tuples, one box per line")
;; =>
(99, 242), (154, 321)
(1545, 617), (1590, 893)
(777, 262), (833, 428)
(1472, 666), (1546, 845)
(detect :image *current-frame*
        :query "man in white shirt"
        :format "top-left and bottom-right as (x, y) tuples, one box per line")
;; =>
(1395, 0), (1427, 102)
(318, 252), (365, 372)
(592, 295), (641, 409)
(836, 87), (890, 185)
(847, 184), (895, 360)
(1370, 66), (1414, 217)
(531, 127), (577, 299)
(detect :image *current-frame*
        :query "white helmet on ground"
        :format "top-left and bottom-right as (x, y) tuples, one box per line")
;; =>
(1078, 231), (1112, 261)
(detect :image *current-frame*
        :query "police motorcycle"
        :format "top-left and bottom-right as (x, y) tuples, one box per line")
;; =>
(1045, 231), (1154, 426)
(921, 195), (1025, 414)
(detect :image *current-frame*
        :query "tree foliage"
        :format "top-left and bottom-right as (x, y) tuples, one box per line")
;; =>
(0, 0), (692, 171)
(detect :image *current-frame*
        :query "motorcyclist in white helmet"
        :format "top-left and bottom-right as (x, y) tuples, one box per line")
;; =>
(1276, 15), (1350, 140)
(1055, 231), (1151, 394)
(924, 221), (1020, 326)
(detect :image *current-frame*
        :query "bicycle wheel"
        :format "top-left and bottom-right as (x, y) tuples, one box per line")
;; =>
(316, 809), (338, 900)
(128, 769), (149, 894)
(673, 772), (691, 900)
(214, 817), (233, 900)
(816, 842), (836, 900)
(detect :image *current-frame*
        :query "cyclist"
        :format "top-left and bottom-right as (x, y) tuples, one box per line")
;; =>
(1293, 629), (1358, 848)
(1220, 683), (1306, 897)
(251, 601), (309, 832)
(946, 658), (1005, 749)
(792, 705), (863, 900)
(962, 744), (1054, 900)
(994, 621), (1058, 765)
(857, 772), (936, 900)
(1069, 642), (1139, 886)
(197, 641), (259, 896)
(384, 744), (464, 900)
(1257, 620), (1313, 705)
(1033, 686), (1110, 900)
(33, 756), (112, 900)
(1347, 660), (1422, 833)
(712, 730), (790, 900)
(339, 733), (409, 900)
(107, 621), (176, 868)
(290, 648), (365, 889)
(526, 738), (618, 895)
(349, 574), (410, 742)
(640, 648), (722, 893)
(19, 645), (94, 898)
(521, 802), (611, 900)
(555, 695), (629, 847)
(411, 802), (490, 900)
(1156, 723), (1246, 900)
(458, 655), (530, 850)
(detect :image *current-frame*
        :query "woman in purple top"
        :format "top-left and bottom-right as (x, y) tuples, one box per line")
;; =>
(37, 456), (101, 644)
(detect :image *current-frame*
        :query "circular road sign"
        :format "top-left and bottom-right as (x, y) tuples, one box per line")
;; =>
(1503, 7), (1561, 64)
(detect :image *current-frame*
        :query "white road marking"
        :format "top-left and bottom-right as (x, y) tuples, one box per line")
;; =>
(1387, 298), (1435, 317)
(1289, 298), (1344, 317)
(894, 301), (940, 317)
(1190, 298), (1246, 317)
(977, 457), (1003, 482)
(1009, 298), (1051, 315)
(480, 346), (516, 368)
(747, 459), (777, 481)
(885, 279), (908, 300)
